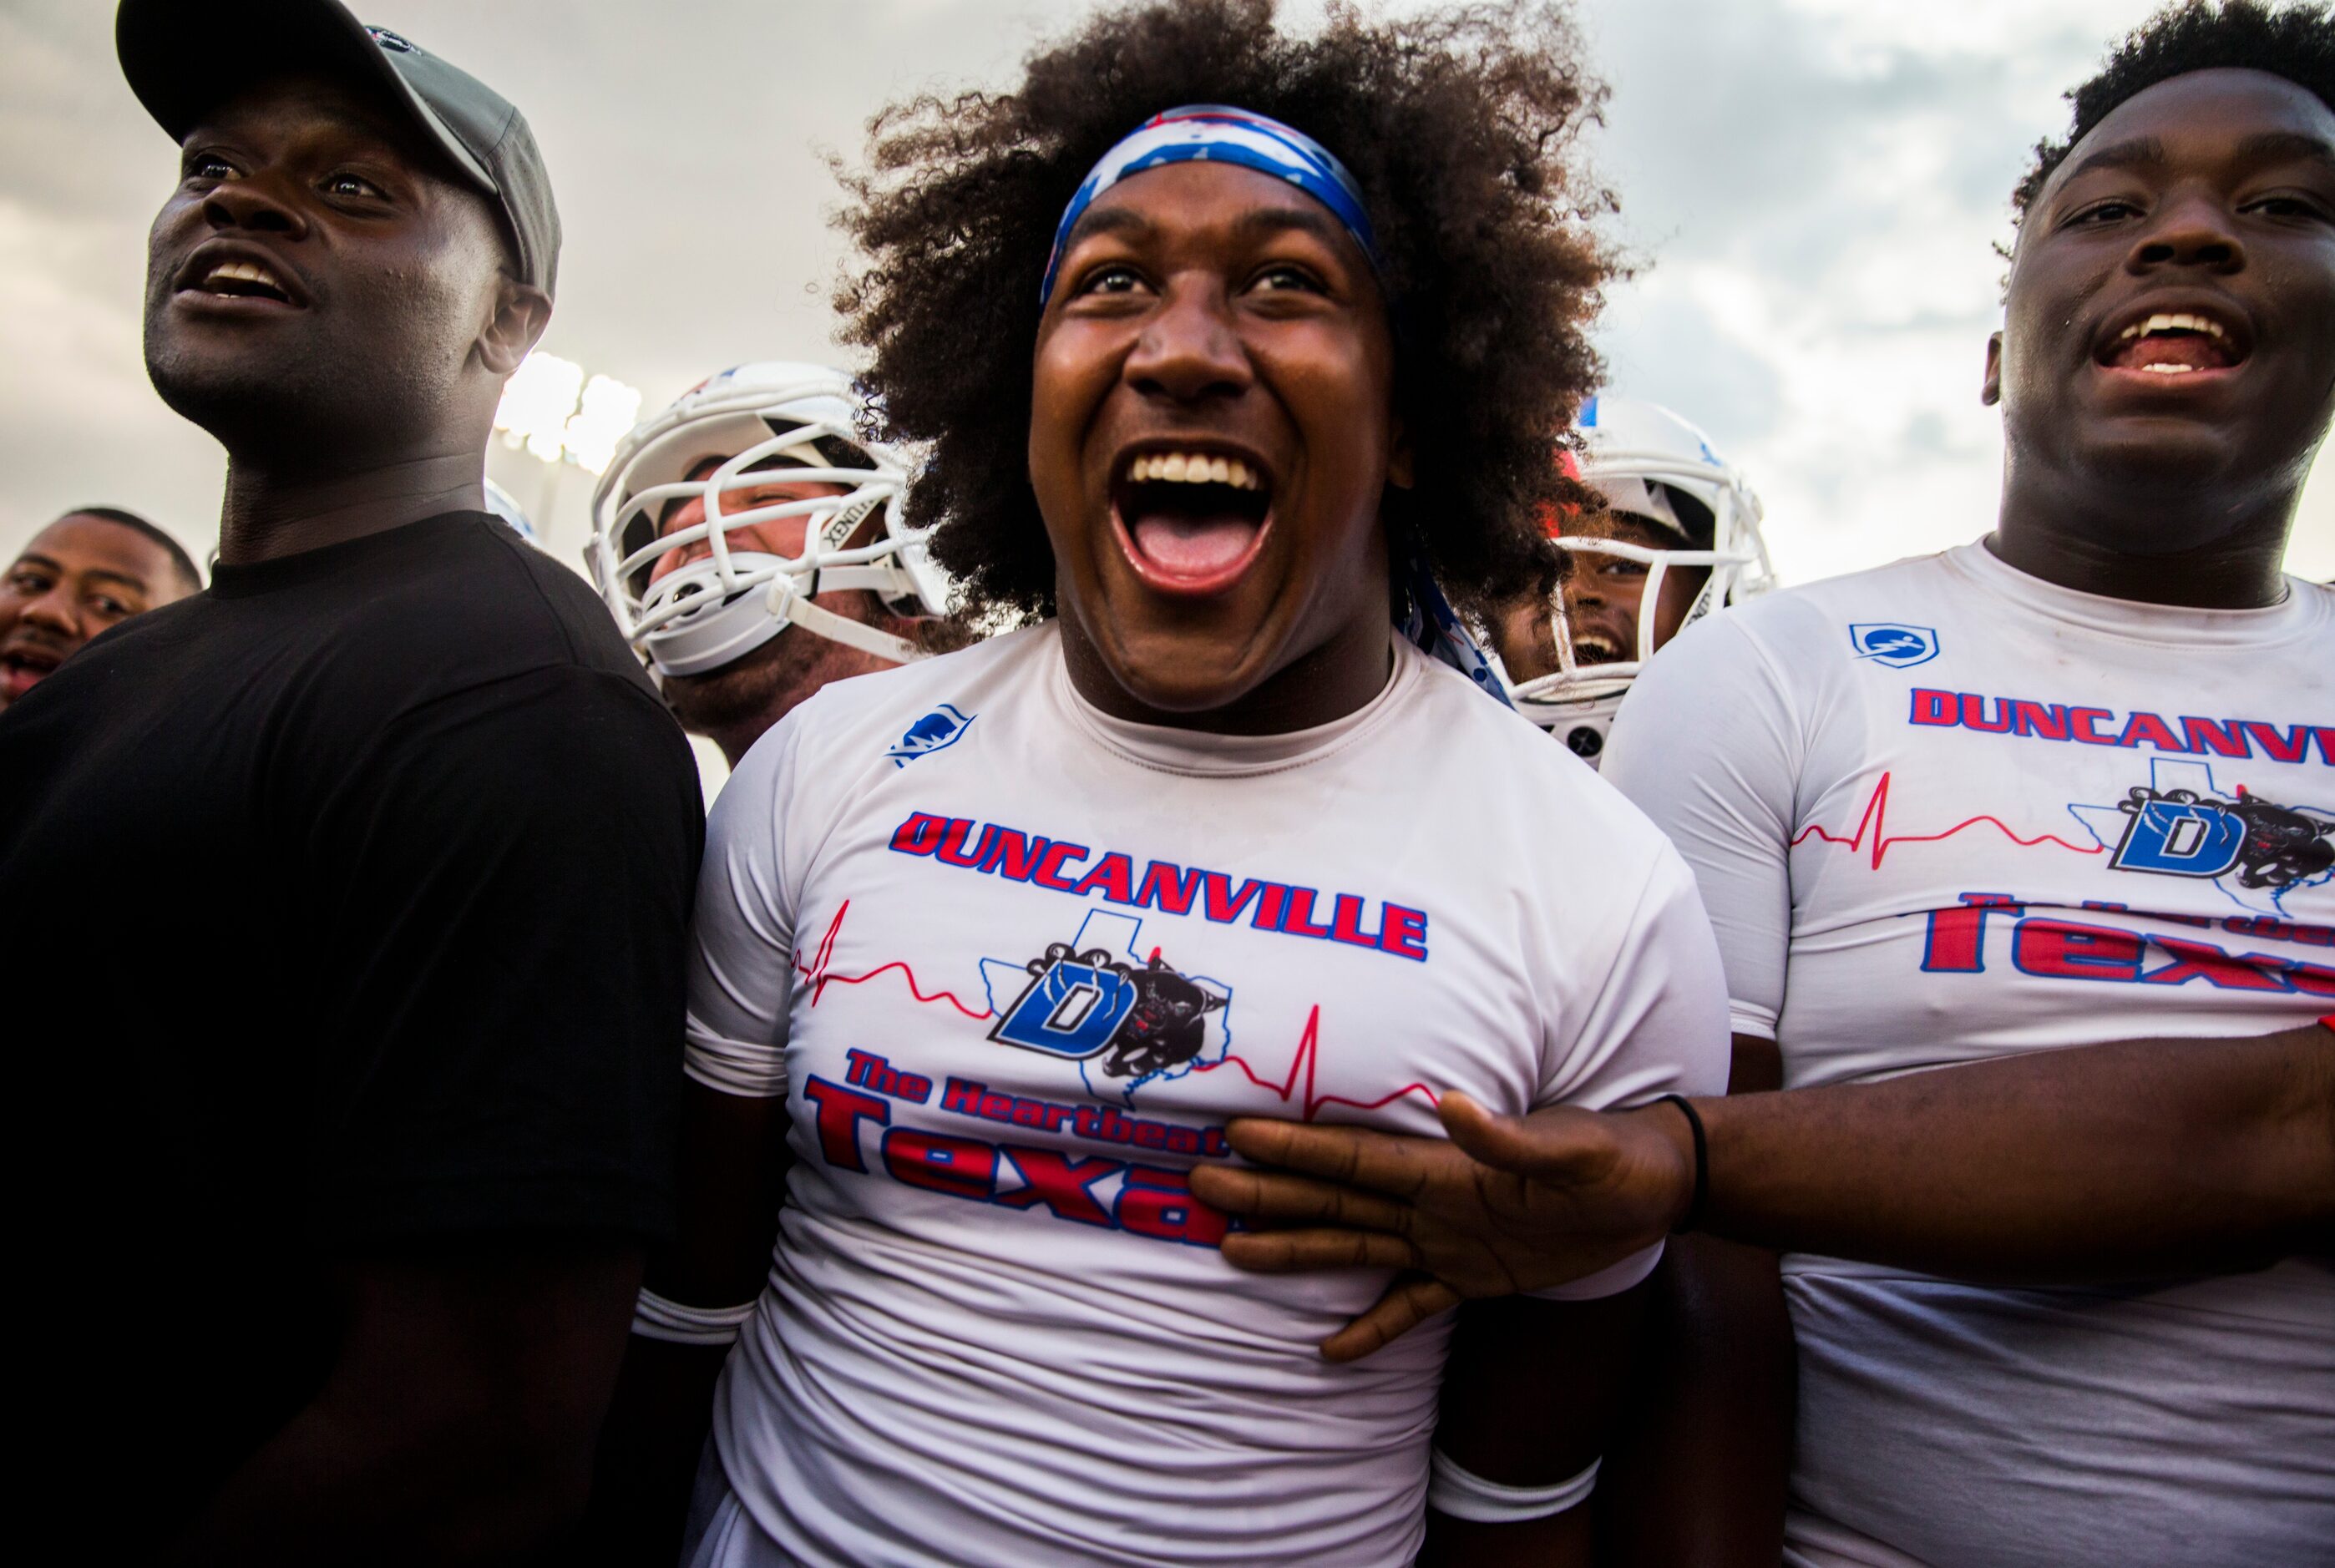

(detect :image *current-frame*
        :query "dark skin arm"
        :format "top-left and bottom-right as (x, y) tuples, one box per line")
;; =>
(580, 1084), (793, 1566)
(1421, 1287), (1650, 1567)
(170, 1239), (642, 1567)
(1187, 1024), (2335, 1358)
(1591, 1036), (1791, 1568)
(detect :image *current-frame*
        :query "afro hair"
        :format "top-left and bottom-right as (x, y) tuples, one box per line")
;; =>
(831, 0), (1618, 621)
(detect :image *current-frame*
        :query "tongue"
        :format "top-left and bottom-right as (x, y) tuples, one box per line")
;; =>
(2111, 333), (2230, 371)
(1131, 513), (1259, 578)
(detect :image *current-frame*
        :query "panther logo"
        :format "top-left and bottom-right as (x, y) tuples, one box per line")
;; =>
(1100, 955), (1227, 1080)
(981, 913), (1234, 1103)
(2111, 786), (2335, 893)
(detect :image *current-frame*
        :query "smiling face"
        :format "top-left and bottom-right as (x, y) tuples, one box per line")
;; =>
(142, 73), (524, 459)
(1991, 68), (2335, 551)
(648, 456), (851, 587)
(1027, 160), (1407, 728)
(1492, 510), (1709, 683)
(0, 515), (194, 709)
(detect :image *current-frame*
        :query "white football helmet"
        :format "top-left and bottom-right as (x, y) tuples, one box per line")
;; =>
(587, 362), (947, 678)
(1508, 395), (1775, 758)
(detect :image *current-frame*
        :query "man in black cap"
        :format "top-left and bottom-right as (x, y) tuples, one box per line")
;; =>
(0, 4), (702, 1559)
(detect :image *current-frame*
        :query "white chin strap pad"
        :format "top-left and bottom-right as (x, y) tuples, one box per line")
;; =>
(766, 576), (925, 665)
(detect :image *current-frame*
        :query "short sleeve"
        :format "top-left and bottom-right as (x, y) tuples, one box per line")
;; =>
(1601, 616), (1801, 1039)
(1528, 849), (1729, 1300)
(681, 711), (814, 1099)
(1539, 849), (1732, 1113)
(313, 667), (705, 1245)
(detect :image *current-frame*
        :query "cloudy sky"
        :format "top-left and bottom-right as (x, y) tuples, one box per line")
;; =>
(3, 0), (2330, 589)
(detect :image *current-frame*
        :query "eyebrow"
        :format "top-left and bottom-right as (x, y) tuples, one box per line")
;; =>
(2235, 129), (2335, 170)
(2062, 136), (2167, 182)
(2061, 129), (2335, 187)
(1232, 204), (1349, 249)
(1061, 205), (1154, 250)
(1063, 200), (1352, 255)
(5, 554), (147, 592)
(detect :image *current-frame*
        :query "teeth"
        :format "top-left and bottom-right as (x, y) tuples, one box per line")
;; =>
(2118, 311), (2226, 341)
(204, 259), (284, 292)
(1127, 452), (1264, 491)
(2140, 363), (2196, 375)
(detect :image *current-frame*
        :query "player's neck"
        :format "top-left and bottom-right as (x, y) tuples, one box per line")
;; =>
(1990, 468), (2296, 611)
(215, 449), (489, 568)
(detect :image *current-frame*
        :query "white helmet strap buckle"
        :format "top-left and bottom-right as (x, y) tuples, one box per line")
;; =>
(765, 576), (924, 665)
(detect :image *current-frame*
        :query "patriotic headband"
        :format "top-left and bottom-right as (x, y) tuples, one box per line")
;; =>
(1038, 104), (1385, 306)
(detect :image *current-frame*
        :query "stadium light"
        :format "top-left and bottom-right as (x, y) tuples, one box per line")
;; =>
(492, 352), (640, 476)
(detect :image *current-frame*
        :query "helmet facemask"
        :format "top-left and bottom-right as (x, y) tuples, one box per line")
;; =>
(589, 366), (947, 680)
(1502, 431), (1775, 755)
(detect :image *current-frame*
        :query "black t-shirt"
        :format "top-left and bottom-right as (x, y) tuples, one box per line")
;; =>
(0, 513), (703, 1540)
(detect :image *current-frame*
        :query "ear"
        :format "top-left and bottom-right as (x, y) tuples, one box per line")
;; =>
(1386, 409), (1415, 490)
(478, 278), (553, 378)
(1981, 331), (2003, 407)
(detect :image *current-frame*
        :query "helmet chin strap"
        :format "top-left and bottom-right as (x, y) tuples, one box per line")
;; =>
(765, 576), (925, 665)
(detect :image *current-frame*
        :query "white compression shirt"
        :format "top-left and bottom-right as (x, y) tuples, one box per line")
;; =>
(683, 623), (1728, 1568)
(1603, 541), (2335, 1568)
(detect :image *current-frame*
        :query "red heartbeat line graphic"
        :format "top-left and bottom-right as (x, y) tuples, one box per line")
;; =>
(1195, 1005), (1441, 1122)
(1791, 771), (2105, 871)
(796, 901), (995, 1020)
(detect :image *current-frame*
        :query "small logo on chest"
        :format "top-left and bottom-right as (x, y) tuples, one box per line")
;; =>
(1848, 622), (1940, 669)
(886, 704), (974, 766)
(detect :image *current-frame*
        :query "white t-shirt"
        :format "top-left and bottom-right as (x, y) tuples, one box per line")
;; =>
(1603, 541), (2335, 1568)
(684, 623), (1729, 1568)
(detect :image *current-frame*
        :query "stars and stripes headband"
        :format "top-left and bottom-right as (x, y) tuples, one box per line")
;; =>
(1037, 104), (1385, 306)
(1039, 104), (1508, 709)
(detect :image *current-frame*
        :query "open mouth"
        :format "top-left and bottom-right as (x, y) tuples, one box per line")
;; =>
(175, 248), (304, 308)
(1, 645), (63, 701)
(1108, 446), (1274, 596)
(1568, 629), (1625, 665)
(2096, 307), (2247, 377)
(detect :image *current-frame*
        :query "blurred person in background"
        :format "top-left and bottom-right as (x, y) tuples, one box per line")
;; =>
(0, 504), (200, 711)
(588, 362), (956, 766)
(0, 3), (702, 1560)
(1487, 396), (1775, 766)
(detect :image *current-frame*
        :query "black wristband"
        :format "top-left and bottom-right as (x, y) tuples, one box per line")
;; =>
(1655, 1094), (1709, 1235)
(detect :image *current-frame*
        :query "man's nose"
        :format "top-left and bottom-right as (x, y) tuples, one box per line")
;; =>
(1124, 276), (1254, 405)
(203, 176), (309, 238)
(19, 583), (83, 638)
(2128, 188), (2244, 275)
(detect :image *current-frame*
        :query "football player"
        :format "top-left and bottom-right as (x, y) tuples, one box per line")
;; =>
(597, 7), (1730, 1567)
(1199, 4), (2335, 1564)
(589, 363), (953, 765)
(0, 2), (702, 1555)
(1492, 396), (1775, 762)
(0, 506), (200, 711)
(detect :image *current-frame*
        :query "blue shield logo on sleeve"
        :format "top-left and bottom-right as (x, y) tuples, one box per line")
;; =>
(1848, 623), (1939, 669)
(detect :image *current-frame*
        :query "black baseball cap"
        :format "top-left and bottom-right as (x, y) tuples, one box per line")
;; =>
(116, 0), (560, 296)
